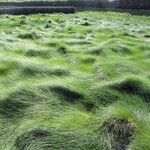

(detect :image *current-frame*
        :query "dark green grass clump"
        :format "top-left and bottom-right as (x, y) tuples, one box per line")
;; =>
(0, 61), (17, 76)
(25, 49), (51, 58)
(45, 86), (84, 102)
(0, 89), (42, 118)
(57, 45), (68, 54)
(20, 64), (69, 77)
(101, 118), (135, 150)
(91, 88), (121, 106)
(18, 31), (38, 40)
(41, 85), (95, 111)
(80, 57), (96, 64)
(14, 128), (101, 150)
(0, 64), (12, 76)
(111, 78), (150, 102)
(0, 99), (28, 118)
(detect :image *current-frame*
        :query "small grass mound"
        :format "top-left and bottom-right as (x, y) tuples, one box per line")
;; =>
(0, 99), (29, 118)
(80, 57), (96, 64)
(20, 64), (69, 77)
(57, 45), (68, 54)
(18, 31), (39, 40)
(80, 21), (91, 26)
(88, 47), (104, 55)
(47, 41), (58, 47)
(25, 49), (51, 58)
(15, 129), (51, 150)
(111, 78), (150, 102)
(88, 39), (132, 56)
(91, 88), (121, 106)
(46, 86), (84, 103)
(67, 39), (91, 46)
(0, 64), (12, 76)
(0, 89), (44, 118)
(0, 61), (17, 76)
(14, 128), (95, 150)
(0, 98), (28, 118)
(40, 85), (95, 111)
(101, 118), (135, 150)
(6, 89), (42, 103)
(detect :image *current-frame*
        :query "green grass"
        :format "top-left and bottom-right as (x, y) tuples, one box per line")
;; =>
(0, 11), (150, 150)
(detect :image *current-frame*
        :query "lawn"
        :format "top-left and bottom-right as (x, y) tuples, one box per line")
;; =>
(0, 11), (150, 150)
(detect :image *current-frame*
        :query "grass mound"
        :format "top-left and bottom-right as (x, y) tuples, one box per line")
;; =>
(0, 64), (12, 76)
(111, 78), (150, 102)
(0, 89), (46, 118)
(80, 21), (91, 26)
(91, 88), (121, 106)
(18, 31), (39, 40)
(25, 49), (51, 58)
(80, 57), (96, 64)
(0, 98), (28, 118)
(40, 84), (95, 111)
(47, 86), (84, 103)
(101, 118), (135, 150)
(0, 61), (17, 76)
(0, 89), (39, 118)
(67, 39), (91, 46)
(57, 45), (68, 54)
(20, 64), (69, 77)
(88, 39), (132, 56)
(15, 129), (52, 150)
(6, 89), (41, 103)
(14, 128), (97, 150)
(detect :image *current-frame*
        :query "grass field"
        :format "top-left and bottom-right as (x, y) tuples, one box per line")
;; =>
(0, 11), (150, 150)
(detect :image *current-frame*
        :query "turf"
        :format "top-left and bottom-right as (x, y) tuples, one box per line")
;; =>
(0, 11), (150, 150)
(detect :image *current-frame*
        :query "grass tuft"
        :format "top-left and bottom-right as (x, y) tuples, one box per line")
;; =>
(18, 31), (39, 40)
(111, 78), (150, 102)
(48, 86), (84, 103)
(101, 118), (135, 150)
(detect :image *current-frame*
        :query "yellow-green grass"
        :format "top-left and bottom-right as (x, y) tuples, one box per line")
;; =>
(0, 11), (150, 150)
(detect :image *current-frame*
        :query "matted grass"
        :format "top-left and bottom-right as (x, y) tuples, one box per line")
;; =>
(0, 11), (150, 150)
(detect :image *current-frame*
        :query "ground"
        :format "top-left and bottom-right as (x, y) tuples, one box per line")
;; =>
(0, 11), (150, 150)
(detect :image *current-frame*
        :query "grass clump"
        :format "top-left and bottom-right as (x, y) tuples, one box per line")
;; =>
(0, 99), (28, 118)
(91, 88), (121, 106)
(57, 44), (68, 54)
(0, 64), (11, 76)
(80, 21), (91, 26)
(20, 64), (69, 77)
(48, 85), (84, 103)
(14, 128), (102, 150)
(111, 77), (150, 102)
(25, 49), (51, 58)
(0, 61), (17, 76)
(101, 118), (135, 150)
(80, 57), (96, 64)
(18, 31), (39, 40)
